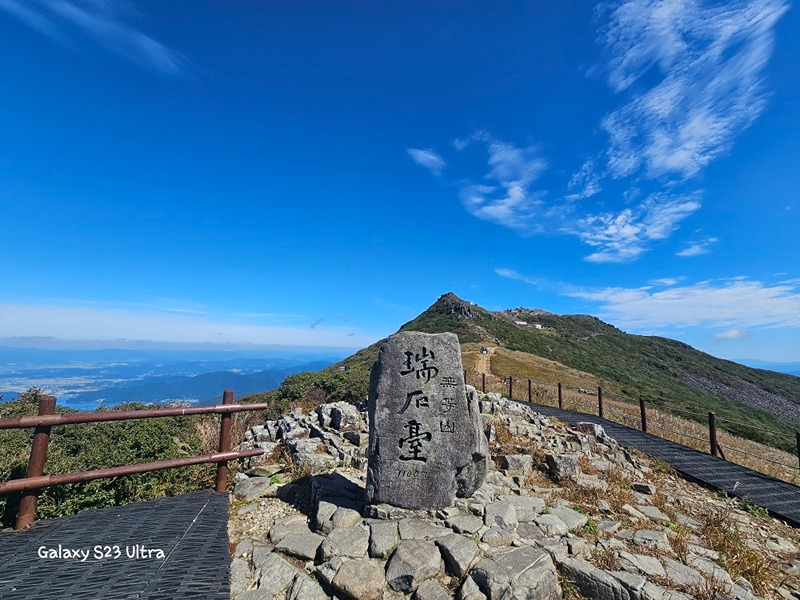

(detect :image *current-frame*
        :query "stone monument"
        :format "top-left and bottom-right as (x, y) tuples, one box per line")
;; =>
(366, 331), (488, 509)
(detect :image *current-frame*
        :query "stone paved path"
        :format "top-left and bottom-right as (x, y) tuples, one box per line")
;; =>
(527, 402), (800, 527)
(0, 490), (230, 600)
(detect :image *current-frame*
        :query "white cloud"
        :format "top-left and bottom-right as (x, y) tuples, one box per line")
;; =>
(566, 159), (602, 201)
(454, 133), (549, 231)
(577, 192), (701, 263)
(677, 236), (718, 256)
(714, 329), (750, 340)
(0, 302), (375, 348)
(407, 148), (446, 176)
(649, 277), (683, 286)
(568, 278), (800, 329)
(0, 0), (185, 74)
(601, 0), (788, 179)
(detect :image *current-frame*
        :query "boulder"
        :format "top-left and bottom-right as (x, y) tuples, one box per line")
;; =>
(385, 540), (443, 593)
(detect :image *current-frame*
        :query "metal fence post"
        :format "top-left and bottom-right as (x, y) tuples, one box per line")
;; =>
(528, 379), (532, 403)
(639, 398), (647, 433)
(709, 412), (718, 457)
(796, 432), (799, 471)
(215, 389), (234, 492)
(598, 386), (604, 418)
(15, 395), (57, 530)
(508, 376), (513, 400)
(482, 373), (486, 393)
(463, 369), (467, 386)
(557, 383), (562, 409)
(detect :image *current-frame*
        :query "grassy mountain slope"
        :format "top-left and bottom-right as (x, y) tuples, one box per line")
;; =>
(329, 293), (800, 451)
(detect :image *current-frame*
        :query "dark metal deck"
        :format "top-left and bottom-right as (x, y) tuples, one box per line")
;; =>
(527, 402), (800, 527)
(0, 490), (230, 600)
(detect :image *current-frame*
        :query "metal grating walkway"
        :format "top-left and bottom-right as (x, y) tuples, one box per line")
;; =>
(0, 490), (230, 600)
(527, 402), (800, 527)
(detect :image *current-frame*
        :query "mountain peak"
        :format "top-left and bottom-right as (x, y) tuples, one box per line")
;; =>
(427, 292), (482, 319)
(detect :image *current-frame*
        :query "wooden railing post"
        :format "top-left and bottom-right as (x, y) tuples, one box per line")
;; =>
(508, 376), (513, 400)
(527, 379), (532, 403)
(639, 398), (647, 433)
(598, 386), (604, 418)
(482, 373), (486, 393)
(557, 383), (562, 409)
(709, 412), (718, 457)
(15, 395), (57, 530)
(797, 432), (800, 472)
(215, 389), (234, 492)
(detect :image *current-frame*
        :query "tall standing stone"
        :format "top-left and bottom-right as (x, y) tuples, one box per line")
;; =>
(366, 331), (488, 509)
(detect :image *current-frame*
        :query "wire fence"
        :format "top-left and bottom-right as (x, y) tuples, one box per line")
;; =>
(466, 369), (800, 484)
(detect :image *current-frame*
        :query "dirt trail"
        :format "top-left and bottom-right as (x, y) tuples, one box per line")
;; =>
(474, 346), (495, 374)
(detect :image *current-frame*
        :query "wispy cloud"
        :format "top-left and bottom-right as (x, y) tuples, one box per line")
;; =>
(677, 236), (718, 256)
(601, 0), (788, 179)
(714, 329), (750, 340)
(406, 148), (446, 176)
(497, 269), (800, 330)
(566, 159), (602, 201)
(577, 192), (701, 263)
(569, 278), (800, 329)
(649, 277), (683, 287)
(0, 0), (186, 74)
(450, 132), (549, 231)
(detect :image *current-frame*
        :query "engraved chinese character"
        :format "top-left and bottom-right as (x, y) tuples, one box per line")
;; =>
(400, 347), (439, 383)
(399, 420), (431, 462)
(441, 397), (456, 413)
(440, 420), (455, 433)
(440, 376), (457, 388)
(398, 390), (429, 415)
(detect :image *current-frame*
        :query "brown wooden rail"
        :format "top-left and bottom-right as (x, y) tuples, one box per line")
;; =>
(0, 389), (272, 530)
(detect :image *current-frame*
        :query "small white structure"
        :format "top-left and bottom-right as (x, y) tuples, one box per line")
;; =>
(532, 323), (543, 329)
(514, 320), (528, 326)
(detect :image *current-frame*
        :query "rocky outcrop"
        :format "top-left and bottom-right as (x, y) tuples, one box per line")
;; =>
(230, 391), (800, 600)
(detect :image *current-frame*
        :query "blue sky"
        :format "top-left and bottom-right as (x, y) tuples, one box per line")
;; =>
(0, 0), (798, 362)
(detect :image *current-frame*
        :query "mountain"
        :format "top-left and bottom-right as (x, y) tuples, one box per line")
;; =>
(333, 293), (800, 451)
(733, 359), (800, 376)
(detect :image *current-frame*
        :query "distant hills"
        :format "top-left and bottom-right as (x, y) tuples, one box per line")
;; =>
(333, 293), (800, 451)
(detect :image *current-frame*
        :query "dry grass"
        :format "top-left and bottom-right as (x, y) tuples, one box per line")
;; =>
(700, 510), (771, 595)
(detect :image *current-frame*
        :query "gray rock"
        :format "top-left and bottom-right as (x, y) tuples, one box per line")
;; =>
(484, 500), (519, 530)
(545, 453), (581, 482)
(230, 557), (254, 596)
(618, 551), (667, 578)
(314, 557), (344, 588)
(458, 576), (487, 600)
(632, 481), (656, 495)
(636, 505), (670, 522)
(268, 521), (313, 544)
(516, 522), (545, 542)
(254, 552), (301, 597)
(609, 571), (647, 598)
(320, 524), (370, 560)
(632, 529), (672, 552)
(369, 520), (400, 558)
(558, 557), (631, 600)
(331, 506), (362, 529)
(533, 514), (569, 537)
(549, 504), (588, 531)
(233, 477), (279, 501)
(687, 554), (733, 588)
(287, 575), (328, 600)
(436, 533), (479, 577)
(498, 454), (533, 475)
(385, 540), (443, 593)
(499, 494), (545, 522)
(274, 533), (325, 561)
(398, 518), (451, 540)
(481, 527), (514, 547)
(661, 557), (705, 588)
(414, 579), (451, 600)
(331, 558), (386, 600)
(366, 331), (488, 509)
(470, 546), (560, 600)
(447, 514), (484, 534)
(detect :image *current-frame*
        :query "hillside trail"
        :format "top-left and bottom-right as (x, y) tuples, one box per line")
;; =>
(474, 345), (496, 375)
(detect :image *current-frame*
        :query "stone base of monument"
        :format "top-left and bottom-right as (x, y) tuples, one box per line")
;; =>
(227, 387), (773, 600)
